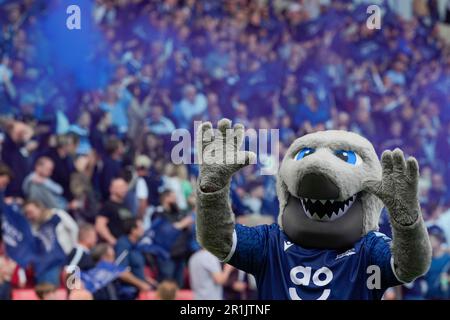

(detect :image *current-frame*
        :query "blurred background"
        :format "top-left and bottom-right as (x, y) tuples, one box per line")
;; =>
(0, 0), (449, 300)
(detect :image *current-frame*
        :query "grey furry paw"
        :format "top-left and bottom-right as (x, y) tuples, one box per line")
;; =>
(197, 119), (256, 193)
(364, 148), (420, 226)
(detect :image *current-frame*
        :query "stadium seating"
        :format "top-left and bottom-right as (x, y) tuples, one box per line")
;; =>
(12, 289), (194, 300)
(12, 289), (68, 300)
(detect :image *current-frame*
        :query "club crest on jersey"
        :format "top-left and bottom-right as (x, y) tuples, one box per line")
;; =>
(289, 266), (333, 300)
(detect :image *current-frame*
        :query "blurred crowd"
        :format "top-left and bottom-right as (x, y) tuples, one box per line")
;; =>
(0, 0), (450, 300)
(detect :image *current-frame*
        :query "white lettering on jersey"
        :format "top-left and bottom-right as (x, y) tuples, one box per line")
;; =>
(289, 265), (333, 300)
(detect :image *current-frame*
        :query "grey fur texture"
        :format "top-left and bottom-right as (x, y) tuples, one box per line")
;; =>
(196, 183), (235, 260)
(365, 149), (432, 281)
(195, 119), (256, 260)
(196, 120), (431, 283)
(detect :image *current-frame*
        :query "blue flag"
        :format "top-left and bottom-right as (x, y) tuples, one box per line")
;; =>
(33, 215), (67, 276)
(1, 205), (68, 275)
(137, 217), (181, 260)
(81, 261), (127, 293)
(0, 204), (37, 268)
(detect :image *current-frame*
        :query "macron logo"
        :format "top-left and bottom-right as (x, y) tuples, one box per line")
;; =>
(284, 241), (294, 251)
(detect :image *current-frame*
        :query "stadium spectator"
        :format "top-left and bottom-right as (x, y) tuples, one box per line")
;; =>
(0, 162), (12, 197)
(115, 218), (157, 298)
(423, 226), (450, 300)
(294, 91), (331, 132)
(141, 133), (166, 163)
(134, 155), (151, 219)
(69, 155), (99, 223)
(127, 84), (151, 144)
(96, 178), (133, 245)
(242, 180), (265, 214)
(427, 173), (447, 212)
(437, 206), (450, 245)
(0, 163), (12, 239)
(152, 190), (194, 286)
(41, 133), (79, 201)
(68, 288), (94, 300)
(115, 218), (146, 282)
(147, 105), (176, 136)
(90, 243), (150, 300)
(23, 200), (78, 285)
(1, 121), (35, 198)
(89, 111), (113, 156)
(22, 156), (66, 210)
(0, 247), (16, 300)
(173, 84), (207, 129)
(223, 268), (252, 300)
(66, 224), (98, 272)
(35, 283), (58, 300)
(99, 137), (125, 201)
(188, 249), (233, 300)
(69, 111), (93, 155)
(155, 280), (178, 300)
(162, 164), (188, 211)
(99, 84), (133, 135)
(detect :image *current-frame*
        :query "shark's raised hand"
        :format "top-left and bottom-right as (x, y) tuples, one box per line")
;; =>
(196, 119), (256, 260)
(197, 119), (256, 193)
(365, 148), (420, 226)
(364, 148), (431, 282)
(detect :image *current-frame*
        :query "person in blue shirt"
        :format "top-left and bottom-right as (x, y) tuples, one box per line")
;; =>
(100, 85), (133, 135)
(195, 119), (431, 300)
(115, 218), (157, 299)
(424, 225), (450, 300)
(115, 218), (147, 281)
(294, 92), (330, 131)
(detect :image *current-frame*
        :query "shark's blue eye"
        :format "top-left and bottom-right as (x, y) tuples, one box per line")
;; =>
(295, 148), (315, 160)
(335, 150), (360, 165)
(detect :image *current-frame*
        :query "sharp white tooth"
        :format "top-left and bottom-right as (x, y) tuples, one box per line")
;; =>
(320, 200), (327, 205)
(302, 204), (312, 218)
(311, 199), (317, 203)
(312, 213), (321, 220)
(321, 214), (330, 221)
(330, 200), (335, 204)
(301, 203), (308, 215)
(338, 208), (344, 217)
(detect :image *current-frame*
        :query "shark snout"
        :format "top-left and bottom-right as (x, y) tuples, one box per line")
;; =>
(298, 173), (340, 200)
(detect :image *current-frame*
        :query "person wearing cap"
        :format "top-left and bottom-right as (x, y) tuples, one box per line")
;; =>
(424, 225), (450, 300)
(135, 155), (152, 219)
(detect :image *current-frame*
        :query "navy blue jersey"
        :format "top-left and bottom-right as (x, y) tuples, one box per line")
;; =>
(226, 224), (403, 300)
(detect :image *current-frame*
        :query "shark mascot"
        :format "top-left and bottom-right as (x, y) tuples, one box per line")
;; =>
(196, 119), (431, 300)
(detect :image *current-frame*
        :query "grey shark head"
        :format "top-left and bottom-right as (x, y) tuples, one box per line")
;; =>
(276, 130), (383, 249)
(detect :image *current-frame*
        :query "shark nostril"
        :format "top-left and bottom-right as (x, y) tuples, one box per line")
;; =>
(298, 173), (340, 200)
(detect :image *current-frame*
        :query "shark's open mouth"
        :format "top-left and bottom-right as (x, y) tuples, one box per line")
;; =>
(299, 194), (358, 222)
